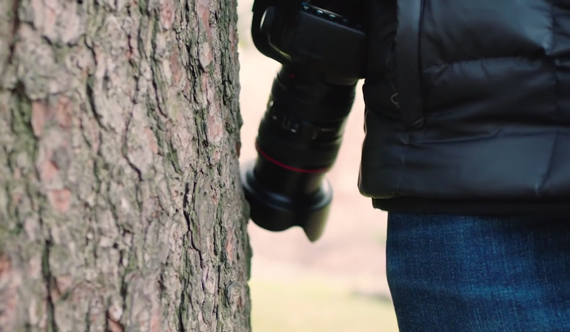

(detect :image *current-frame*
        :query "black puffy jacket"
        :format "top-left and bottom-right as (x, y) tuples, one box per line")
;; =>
(360, 0), (570, 214)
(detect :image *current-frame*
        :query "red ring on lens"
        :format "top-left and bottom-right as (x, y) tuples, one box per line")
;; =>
(255, 143), (329, 174)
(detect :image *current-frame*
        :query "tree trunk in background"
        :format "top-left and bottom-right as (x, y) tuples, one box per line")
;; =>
(0, 0), (251, 329)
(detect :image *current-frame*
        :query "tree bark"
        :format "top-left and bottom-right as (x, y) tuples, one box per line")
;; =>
(0, 0), (251, 330)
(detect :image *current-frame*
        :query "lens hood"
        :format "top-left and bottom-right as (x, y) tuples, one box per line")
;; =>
(241, 160), (332, 242)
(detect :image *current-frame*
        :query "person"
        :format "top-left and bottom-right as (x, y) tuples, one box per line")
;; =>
(360, 0), (570, 330)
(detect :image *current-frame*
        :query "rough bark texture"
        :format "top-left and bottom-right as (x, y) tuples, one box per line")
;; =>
(0, 0), (251, 330)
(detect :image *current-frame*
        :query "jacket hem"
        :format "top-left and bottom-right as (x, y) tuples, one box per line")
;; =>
(372, 197), (570, 216)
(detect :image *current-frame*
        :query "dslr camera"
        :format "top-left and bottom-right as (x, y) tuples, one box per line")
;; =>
(241, 0), (368, 241)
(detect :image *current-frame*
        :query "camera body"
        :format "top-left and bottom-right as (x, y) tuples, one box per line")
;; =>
(252, 0), (367, 80)
(242, 0), (368, 241)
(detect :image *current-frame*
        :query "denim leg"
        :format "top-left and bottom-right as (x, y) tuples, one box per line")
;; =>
(386, 213), (570, 332)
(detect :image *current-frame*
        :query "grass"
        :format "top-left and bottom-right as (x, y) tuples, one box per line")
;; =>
(250, 277), (399, 332)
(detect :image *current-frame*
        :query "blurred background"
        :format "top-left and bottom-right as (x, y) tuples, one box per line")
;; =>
(236, 1), (399, 331)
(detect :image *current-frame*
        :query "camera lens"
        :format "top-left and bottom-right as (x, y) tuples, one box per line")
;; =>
(241, 65), (356, 241)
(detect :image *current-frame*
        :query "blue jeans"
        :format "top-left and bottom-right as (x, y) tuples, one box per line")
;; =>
(386, 213), (570, 332)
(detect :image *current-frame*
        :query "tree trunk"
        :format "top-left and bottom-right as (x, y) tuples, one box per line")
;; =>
(0, 0), (251, 330)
